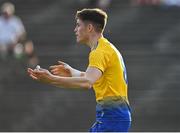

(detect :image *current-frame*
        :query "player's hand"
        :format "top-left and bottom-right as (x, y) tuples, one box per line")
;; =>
(27, 66), (54, 84)
(49, 61), (72, 77)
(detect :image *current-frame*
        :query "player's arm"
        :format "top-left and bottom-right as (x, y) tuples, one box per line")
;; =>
(51, 66), (100, 88)
(27, 66), (102, 89)
(49, 61), (85, 77)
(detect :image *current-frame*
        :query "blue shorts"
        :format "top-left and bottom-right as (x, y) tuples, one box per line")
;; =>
(89, 98), (131, 132)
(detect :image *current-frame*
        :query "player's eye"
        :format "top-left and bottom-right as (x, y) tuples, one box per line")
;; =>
(77, 23), (80, 27)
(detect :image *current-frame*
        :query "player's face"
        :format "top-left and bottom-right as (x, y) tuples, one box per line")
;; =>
(74, 19), (89, 44)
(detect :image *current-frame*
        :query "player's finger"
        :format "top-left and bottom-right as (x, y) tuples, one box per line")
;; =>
(52, 71), (59, 75)
(27, 68), (35, 75)
(50, 65), (63, 70)
(50, 67), (59, 72)
(30, 74), (38, 80)
(29, 70), (38, 76)
(49, 65), (57, 70)
(33, 69), (45, 74)
(49, 65), (63, 70)
(58, 61), (66, 65)
(27, 68), (33, 72)
(50, 69), (57, 74)
(51, 70), (61, 75)
(38, 67), (47, 71)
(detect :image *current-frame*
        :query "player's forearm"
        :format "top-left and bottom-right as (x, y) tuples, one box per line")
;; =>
(50, 75), (92, 89)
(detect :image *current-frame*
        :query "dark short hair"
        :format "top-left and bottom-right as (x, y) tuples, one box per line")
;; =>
(76, 8), (108, 33)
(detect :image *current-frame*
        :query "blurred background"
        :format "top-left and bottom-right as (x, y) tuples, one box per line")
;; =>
(0, 0), (180, 131)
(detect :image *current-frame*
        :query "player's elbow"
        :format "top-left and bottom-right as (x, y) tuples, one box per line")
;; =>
(81, 79), (93, 89)
(86, 81), (93, 89)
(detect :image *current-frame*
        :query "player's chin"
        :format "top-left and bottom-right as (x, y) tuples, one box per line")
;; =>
(76, 38), (82, 44)
(76, 37), (85, 44)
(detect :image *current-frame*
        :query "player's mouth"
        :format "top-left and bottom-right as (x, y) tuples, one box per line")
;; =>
(76, 34), (79, 38)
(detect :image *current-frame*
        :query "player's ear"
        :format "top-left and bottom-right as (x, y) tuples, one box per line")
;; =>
(87, 23), (94, 32)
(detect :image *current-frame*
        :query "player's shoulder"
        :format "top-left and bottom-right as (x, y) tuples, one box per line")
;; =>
(89, 37), (116, 56)
(90, 45), (114, 59)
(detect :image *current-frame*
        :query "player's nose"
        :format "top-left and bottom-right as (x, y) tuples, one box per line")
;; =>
(74, 27), (77, 33)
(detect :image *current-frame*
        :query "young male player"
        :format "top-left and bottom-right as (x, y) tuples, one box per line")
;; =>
(27, 8), (131, 132)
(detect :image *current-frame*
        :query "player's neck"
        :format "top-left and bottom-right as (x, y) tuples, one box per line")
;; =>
(88, 33), (103, 51)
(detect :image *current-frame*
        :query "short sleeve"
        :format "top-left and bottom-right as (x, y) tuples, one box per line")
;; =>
(88, 50), (109, 73)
